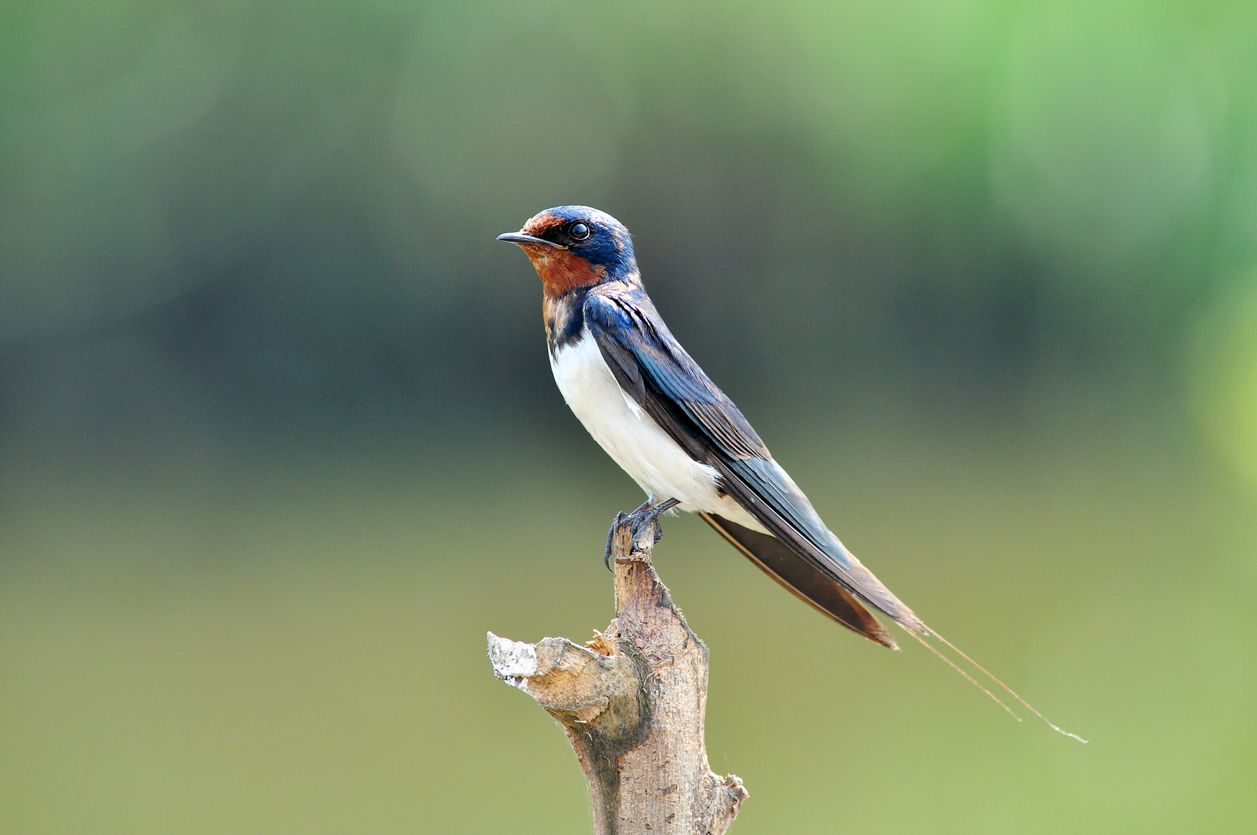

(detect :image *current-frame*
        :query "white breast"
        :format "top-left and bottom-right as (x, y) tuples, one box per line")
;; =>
(549, 329), (766, 531)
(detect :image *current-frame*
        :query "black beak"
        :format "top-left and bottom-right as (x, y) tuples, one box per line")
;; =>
(496, 232), (566, 249)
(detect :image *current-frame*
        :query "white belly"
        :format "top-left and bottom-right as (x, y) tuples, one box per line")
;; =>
(549, 330), (766, 531)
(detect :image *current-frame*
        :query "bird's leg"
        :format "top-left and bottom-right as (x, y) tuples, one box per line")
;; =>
(625, 497), (681, 554)
(604, 499), (654, 570)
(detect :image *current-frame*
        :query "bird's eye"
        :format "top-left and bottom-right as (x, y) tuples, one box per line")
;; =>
(569, 222), (591, 241)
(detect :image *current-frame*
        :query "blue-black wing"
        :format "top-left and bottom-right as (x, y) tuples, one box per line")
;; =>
(584, 289), (926, 641)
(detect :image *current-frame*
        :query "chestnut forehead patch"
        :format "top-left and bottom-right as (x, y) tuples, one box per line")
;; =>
(508, 205), (639, 286)
(522, 212), (563, 237)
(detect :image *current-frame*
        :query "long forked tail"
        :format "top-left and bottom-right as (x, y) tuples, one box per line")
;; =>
(805, 531), (1088, 742)
(900, 620), (1088, 743)
(700, 510), (1087, 741)
(699, 512), (899, 649)
(817, 536), (1088, 742)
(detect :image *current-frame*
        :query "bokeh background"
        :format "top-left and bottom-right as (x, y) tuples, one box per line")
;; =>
(3, 1), (1256, 832)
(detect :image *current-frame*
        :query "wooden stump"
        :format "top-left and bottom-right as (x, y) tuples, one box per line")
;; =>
(487, 519), (747, 834)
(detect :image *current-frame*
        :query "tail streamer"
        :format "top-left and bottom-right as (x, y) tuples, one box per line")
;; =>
(900, 622), (1088, 744)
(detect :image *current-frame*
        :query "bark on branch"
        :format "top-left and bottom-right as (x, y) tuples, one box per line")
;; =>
(487, 519), (748, 834)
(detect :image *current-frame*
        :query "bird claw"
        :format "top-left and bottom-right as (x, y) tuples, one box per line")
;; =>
(604, 498), (680, 569)
(629, 515), (664, 549)
(603, 511), (631, 571)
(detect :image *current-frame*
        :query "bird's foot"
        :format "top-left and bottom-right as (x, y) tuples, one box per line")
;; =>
(603, 499), (651, 570)
(603, 511), (630, 570)
(604, 498), (680, 569)
(629, 498), (679, 549)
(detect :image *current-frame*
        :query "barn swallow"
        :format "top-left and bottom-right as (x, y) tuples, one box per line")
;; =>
(499, 205), (1083, 741)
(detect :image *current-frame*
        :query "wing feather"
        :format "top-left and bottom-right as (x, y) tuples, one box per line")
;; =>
(584, 290), (926, 635)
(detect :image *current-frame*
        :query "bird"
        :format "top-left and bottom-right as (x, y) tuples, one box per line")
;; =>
(498, 205), (1083, 741)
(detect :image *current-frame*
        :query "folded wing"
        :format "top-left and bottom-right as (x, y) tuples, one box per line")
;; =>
(584, 290), (928, 639)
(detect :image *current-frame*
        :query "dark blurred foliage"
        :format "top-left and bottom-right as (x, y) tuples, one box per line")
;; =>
(3, 0), (1254, 472)
(3, 1), (1256, 832)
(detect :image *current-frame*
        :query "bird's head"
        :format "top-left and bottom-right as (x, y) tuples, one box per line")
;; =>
(497, 206), (637, 297)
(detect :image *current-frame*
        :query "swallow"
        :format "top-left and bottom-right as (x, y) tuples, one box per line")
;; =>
(499, 205), (1083, 741)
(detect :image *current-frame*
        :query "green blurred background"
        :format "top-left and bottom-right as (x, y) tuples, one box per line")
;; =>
(3, 1), (1256, 832)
